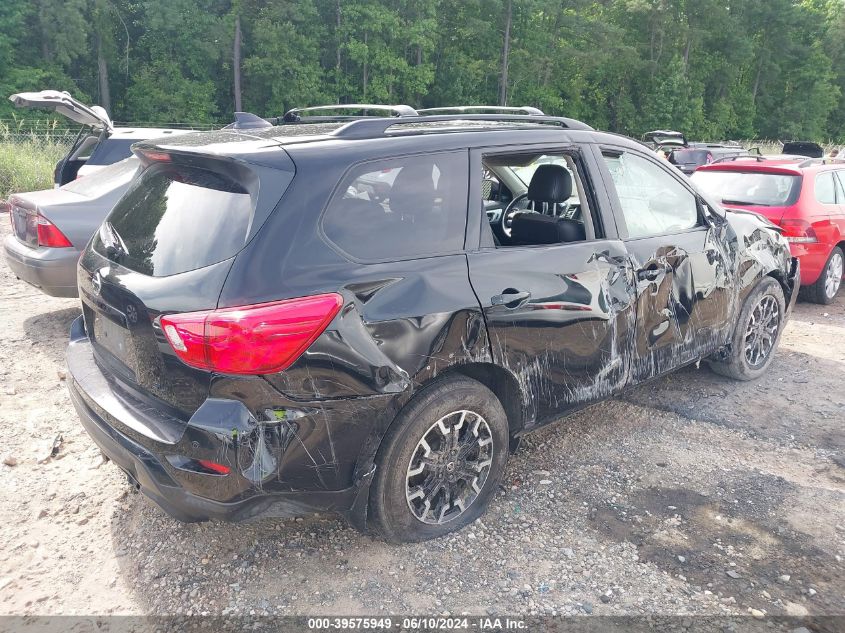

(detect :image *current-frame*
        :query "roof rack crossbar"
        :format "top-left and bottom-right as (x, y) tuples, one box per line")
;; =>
(283, 104), (418, 122)
(417, 105), (545, 116)
(332, 113), (591, 139)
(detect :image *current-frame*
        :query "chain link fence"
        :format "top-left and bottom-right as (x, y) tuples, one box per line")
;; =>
(0, 119), (221, 198)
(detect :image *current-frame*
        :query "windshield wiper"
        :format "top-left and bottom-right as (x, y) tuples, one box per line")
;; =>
(721, 198), (772, 207)
(99, 221), (128, 258)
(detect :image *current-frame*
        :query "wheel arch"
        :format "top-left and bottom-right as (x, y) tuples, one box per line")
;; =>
(449, 362), (528, 440)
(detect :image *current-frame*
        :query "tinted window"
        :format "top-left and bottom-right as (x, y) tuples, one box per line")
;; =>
(815, 172), (837, 205)
(670, 149), (710, 165)
(87, 138), (136, 166)
(603, 152), (699, 238)
(322, 152), (467, 261)
(93, 164), (257, 277)
(691, 170), (801, 207)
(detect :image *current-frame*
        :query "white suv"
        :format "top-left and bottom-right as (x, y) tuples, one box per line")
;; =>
(10, 90), (185, 186)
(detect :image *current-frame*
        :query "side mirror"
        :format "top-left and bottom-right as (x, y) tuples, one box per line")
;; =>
(700, 198), (726, 227)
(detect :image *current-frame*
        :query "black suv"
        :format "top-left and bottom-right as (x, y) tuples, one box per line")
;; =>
(66, 106), (799, 542)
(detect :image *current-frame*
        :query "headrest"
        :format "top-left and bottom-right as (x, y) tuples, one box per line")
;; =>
(527, 164), (573, 203)
(511, 213), (586, 245)
(389, 163), (437, 217)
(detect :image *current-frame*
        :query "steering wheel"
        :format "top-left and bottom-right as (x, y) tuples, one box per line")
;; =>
(500, 193), (532, 238)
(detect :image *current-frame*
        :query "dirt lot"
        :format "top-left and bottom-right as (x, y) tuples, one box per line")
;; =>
(0, 219), (843, 621)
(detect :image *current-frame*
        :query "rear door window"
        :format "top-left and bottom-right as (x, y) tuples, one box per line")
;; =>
(321, 152), (468, 262)
(93, 163), (259, 277)
(816, 172), (837, 205)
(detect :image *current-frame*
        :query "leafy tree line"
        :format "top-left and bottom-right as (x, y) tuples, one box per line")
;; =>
(1, 0), (844, 141)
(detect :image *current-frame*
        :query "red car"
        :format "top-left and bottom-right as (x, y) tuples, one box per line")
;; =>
(692, 157), (845, 303)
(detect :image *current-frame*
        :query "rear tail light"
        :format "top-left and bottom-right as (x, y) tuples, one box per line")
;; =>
(36, 214), (73, 247)
(779, 218), (818, 244)
(160, 293), (343, 375)
(9, 203), (73, 248)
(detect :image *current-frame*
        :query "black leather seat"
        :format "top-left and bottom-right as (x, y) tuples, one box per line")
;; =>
(511, 213), (585, 244)
(511, 164), (585, 245)
(527, 164), (573, 206)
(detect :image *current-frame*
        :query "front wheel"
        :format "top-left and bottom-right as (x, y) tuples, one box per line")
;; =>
(709, 277), (786, 381)
(368, 376), (509, 543)
(802, 246), (843, 305)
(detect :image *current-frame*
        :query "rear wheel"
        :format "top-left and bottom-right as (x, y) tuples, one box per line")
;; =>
(709, 277), (786, 381)
(802, 246), (843, 305)
(369, 376), (509, 543)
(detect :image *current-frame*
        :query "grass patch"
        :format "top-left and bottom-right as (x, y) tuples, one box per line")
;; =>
(0, 138), (69, 199)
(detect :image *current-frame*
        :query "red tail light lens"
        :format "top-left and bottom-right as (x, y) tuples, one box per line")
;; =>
(779, 218), (818, 243)
(160, 293), (343, 375)
(36, 214), (73, 247)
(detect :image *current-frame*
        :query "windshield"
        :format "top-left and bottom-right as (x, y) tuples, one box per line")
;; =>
(62, 157), (140, 197)
(87, 138), (136, 166)
(509, 155), (581, 205)
(691, 170), (801, 207)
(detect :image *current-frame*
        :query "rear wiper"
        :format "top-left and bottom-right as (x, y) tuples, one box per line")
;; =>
(721, 198), (771, 207)
(99, 221), (128, 258)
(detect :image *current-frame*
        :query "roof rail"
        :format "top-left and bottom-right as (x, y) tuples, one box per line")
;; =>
(332, 113), (592, 140)
(797, 157), (845, 168)
(282, 104), (418, 123)
(417, 105), (545, 116)
(711, 154), (766, 164)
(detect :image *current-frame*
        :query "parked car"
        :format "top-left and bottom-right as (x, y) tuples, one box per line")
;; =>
(781, 141), (824, 158)
(669, 144), (751, 174)
(66, 107), (799, 542)
(642, 131), (752, 174)
(3, 157), (140, 297)
(9, 90), (184, 186)
(692, 156), (844, 303)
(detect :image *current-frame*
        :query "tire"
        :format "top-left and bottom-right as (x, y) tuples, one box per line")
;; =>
(802, 246), (843, 305)
(709, 277), (786, 381)
(368, 375), (510, 543)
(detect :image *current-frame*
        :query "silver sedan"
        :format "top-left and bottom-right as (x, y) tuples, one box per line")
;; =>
(3, 157), (139, 298)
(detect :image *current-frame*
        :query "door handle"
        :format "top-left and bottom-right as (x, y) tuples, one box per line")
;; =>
(491, 289), (531, 306)
(637, 264), (670, 282)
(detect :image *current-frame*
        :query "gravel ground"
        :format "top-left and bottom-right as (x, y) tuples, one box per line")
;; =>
(0, 219), (843, 621)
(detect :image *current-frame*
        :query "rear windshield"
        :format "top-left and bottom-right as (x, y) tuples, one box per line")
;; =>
(690, 170), (801, 207)
(670, 149), (710, 165)
(93, 163), (258, 276)
(62, 157), (139, 197)
(87, 138), (136, 166)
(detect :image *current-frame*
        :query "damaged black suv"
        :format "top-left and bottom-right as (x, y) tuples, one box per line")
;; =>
(67, 105), (799, 542)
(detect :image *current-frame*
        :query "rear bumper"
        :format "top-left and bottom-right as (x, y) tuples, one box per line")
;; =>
(789, 241), (834, 286)
(66, 316), (376, 524)
(3, 234), (79, 297)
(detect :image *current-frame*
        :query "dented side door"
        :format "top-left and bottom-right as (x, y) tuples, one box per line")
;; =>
(594, 146), (732, 382)
(466, 145), (637, 427)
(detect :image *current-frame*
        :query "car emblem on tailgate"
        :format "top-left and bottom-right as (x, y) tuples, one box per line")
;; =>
(91, 272), (102, 295)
